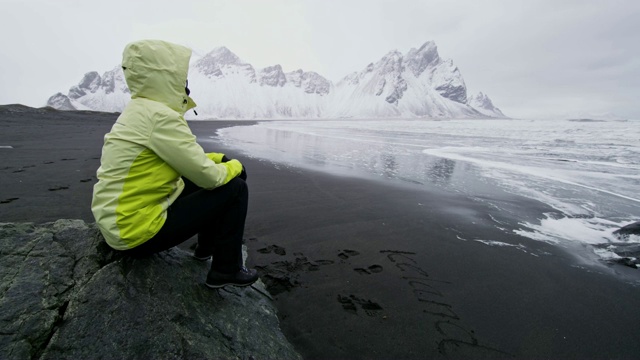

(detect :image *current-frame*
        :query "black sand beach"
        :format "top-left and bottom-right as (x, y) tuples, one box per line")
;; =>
(2, 105), (640, 359)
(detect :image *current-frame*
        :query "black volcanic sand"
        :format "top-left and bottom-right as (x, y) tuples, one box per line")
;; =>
(2, 105), (640, 359)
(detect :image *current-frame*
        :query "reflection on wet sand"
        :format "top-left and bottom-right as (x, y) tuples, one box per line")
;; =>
(225, 124), (465, 189)
(427, 158), (456, 184)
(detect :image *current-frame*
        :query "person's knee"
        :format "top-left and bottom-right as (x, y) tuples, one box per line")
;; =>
(228, 177), (248, 197)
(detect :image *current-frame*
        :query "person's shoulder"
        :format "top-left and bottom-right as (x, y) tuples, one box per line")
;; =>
(127, 98), (181, 122)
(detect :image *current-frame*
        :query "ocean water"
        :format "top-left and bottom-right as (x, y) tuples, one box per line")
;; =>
(215, 119), (640, 265)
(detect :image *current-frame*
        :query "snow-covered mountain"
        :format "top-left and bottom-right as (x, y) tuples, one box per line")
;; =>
(48, 66), (130, 113)
(47, 41), (506, 119)
(187, 47), (331, 118)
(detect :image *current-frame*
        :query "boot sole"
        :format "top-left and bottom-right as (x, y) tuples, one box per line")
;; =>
(205, 279), (258, 289)
(193, 255), (211, 261)
(192, 253), (212, 261)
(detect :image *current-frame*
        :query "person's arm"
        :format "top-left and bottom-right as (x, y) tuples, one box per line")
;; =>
(206, 154), (247, 180)
(148, 112), (242, 189)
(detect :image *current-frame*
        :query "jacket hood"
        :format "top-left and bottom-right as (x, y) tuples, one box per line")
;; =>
(121, 40), (196, 114)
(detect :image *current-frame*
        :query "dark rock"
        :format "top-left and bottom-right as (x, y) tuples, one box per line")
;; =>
(405, 41), (440, 78)
(285, 70), (331, 96)
(385, 75), (408, 105)
(302, 72), (331, 95)
(259, 65), (287, 87)
(595, 221), (640, 269)
(46, 93), (76, 111)
(69, 71), (102, 99)
(0, 220), (300, 360)
(613, 257), (640, 269)
(433, 59), (467, 104)
(613, 221), (640, 239)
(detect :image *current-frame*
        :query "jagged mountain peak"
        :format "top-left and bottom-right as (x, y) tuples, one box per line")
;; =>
(472, 91), (488, 101)
(69, 71), (101, 99)
(377, 50), (404, 69)
(405, 41), (441, 77)
(382, 49), (403, 58)
(284, 69), (331, 95)
(194, 46), (252, 78)
(202, 46), (241, 64)
(259, 65), (286, 87)
(47, 92), (76, 111)
(468, 91), (505, 117)
(469, 92), (494, 108)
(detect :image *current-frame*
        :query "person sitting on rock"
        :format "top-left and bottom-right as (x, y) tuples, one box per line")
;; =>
(91, 39), (258, 289)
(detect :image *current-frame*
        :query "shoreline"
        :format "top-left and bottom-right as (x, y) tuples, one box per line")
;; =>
(1, 107), (640, 359)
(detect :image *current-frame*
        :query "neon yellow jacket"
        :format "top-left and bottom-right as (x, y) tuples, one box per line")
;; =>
(91, 40), (243, 250)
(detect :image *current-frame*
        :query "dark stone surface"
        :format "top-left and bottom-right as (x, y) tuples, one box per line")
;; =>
(0, 220), (300, 360)
(69, 71), (101, 99)
(259, 65), (287, 87)
(614, 221), (640, 238)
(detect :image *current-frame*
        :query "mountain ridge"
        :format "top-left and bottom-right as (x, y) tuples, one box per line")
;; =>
(47, 41), (506, 119)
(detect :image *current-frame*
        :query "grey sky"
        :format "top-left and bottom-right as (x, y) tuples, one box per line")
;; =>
(1, 0), (639, 118)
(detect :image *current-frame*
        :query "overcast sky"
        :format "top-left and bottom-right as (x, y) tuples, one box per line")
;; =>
(1, 0), (639, 118)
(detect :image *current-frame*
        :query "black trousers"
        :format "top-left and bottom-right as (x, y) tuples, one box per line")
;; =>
(124, 177), (249, 274)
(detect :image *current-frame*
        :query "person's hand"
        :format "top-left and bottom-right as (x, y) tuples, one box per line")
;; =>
(221, 155), (247, 181)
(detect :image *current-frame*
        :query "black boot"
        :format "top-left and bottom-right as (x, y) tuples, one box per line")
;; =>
(205, 266), (259, 289)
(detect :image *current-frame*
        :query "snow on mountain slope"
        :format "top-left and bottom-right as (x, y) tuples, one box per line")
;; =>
(47, 41), (506, 119)
(51, 66), (130, 113)
(327, 41), (482, 118)
(186, 47), (330, 119)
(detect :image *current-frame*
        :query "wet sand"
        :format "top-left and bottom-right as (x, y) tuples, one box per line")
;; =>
(1, 105), (640, 359)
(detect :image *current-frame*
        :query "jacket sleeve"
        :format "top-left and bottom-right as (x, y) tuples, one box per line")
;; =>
(148, 111), (242, 189)
(206, 152), (226, 163)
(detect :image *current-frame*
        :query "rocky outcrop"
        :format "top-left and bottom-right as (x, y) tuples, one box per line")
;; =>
(0, 220), (300, 360)
(614, 221), (640, 239)
(284, 70), (331, 95)
(405, 41), (467, 104)
(45, 93), (76, 111)
(596, 221), (640, 269)
(68, 72), (102, 99)
(259, 65), (287, 87)
(468, 92), (506, 118)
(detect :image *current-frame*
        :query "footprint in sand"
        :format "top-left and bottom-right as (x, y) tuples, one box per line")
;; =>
(256, 254), (336, 295)
(0, 198), (19, 204)
(354, 265), (383, 275)
(314, 260), (335, 265)
(337, 294), (383, 316)
(338, 249), (360, 260)
(257, 245), (287, 256)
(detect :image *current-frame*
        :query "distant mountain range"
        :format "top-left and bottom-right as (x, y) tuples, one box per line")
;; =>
(47, 41), (506, 119)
